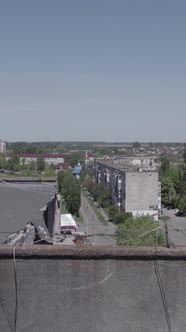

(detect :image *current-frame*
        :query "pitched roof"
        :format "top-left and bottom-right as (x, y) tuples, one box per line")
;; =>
(55, 162), (72, 170)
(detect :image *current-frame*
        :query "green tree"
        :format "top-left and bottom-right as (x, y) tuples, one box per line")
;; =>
(113, 211), (133, 224)
(116, 215), (165, 246)
(59, 171), (81, 216)
(161, 177), (177, 207)
(6, 156), (20, 171)
(178, 196), (186, 216)
(108, 205), (119, 221)
(97, 187), (111, 208)
(65, 152), (84, 167)
(82, 176), (94, 193)
(0, 156), (6, 170)
(81, 161), (94, 180)
(160, 157), (170, 178)
(58, 171), (66, 192)
(28, 160), (36, 173)
(180, 165), (186, 196)
(168, 165), (180, 196)
(183, 142), (186, 165)
(113, 212), (125, 224)
(63, 173), (81, 216)
(36, 157), (45, 173)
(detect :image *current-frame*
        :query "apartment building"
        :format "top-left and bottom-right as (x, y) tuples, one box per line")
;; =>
(95, 159), (160, 220)
(0, 140), (6, 154)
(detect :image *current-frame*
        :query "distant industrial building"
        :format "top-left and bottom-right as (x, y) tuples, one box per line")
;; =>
(6, 153), (68, 165)
(95, 158), (161, 220)
(0, 139), (6, 154)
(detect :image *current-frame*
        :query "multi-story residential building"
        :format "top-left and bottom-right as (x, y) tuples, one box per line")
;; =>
(95, 159), (160, 220)
(6, 153), (68, 165)
(0, 140), (6, 154)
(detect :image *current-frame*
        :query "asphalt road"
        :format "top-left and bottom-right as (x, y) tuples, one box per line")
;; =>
(0, 182), (55, 244)
(79, 194), (116, 246)
(160, 208), (186, 246)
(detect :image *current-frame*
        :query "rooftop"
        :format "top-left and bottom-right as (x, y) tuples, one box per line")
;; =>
(6, 153), (69, 158)
(0, 182), (55, 244)
(96, 159), (141, 173)
(96, 158), (158, 173)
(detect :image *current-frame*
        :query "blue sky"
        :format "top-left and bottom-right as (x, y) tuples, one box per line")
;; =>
(0, 0), (185, 142)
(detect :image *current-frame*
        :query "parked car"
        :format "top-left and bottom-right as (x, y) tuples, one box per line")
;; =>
(175, 210), (183, 217)
(167, 205), (175, 210)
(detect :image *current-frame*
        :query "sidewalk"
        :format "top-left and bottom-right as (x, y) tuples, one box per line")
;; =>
(80, 193), (116, 246)
(99, 208), (109, 222)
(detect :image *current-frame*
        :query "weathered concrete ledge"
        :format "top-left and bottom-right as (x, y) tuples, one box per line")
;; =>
(0, 176), (56, 183)
(1, 245), (186, 259)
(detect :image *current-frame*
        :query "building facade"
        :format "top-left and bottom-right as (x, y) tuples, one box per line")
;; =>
(95, 159), (160, 220)
(0, 140), (6, 154)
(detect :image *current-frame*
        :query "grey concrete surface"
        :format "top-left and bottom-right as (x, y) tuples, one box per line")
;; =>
(160, 209), (186, 246)
(79, 194), (116, 245)
(0, 183), (55, 243)
(0, 254), (186, 332)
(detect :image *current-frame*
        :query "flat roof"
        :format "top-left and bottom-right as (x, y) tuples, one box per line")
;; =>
(0, 183), (55, 244)
(96, 159), (158, 173)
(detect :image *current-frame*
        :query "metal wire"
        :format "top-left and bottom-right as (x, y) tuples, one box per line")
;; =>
(0, 297), (12, 331)
(13, 245), (18, 332)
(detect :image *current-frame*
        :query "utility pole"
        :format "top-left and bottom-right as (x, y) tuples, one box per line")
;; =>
(164, 222), (170, 248)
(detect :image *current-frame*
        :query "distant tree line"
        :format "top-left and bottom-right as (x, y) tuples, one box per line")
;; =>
(0, 155), (55, 176)
(7, 142), (55, 154)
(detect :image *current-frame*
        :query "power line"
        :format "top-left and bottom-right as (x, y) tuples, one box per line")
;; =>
(0, 226), (162, 237)
(13, 245), (18, 332)
(0, 297), (12, 331)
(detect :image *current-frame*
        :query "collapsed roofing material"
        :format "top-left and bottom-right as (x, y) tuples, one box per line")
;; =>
(6, 222), (52, 245)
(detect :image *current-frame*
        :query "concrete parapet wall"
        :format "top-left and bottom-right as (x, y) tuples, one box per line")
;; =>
(0, 246), (186, 332)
